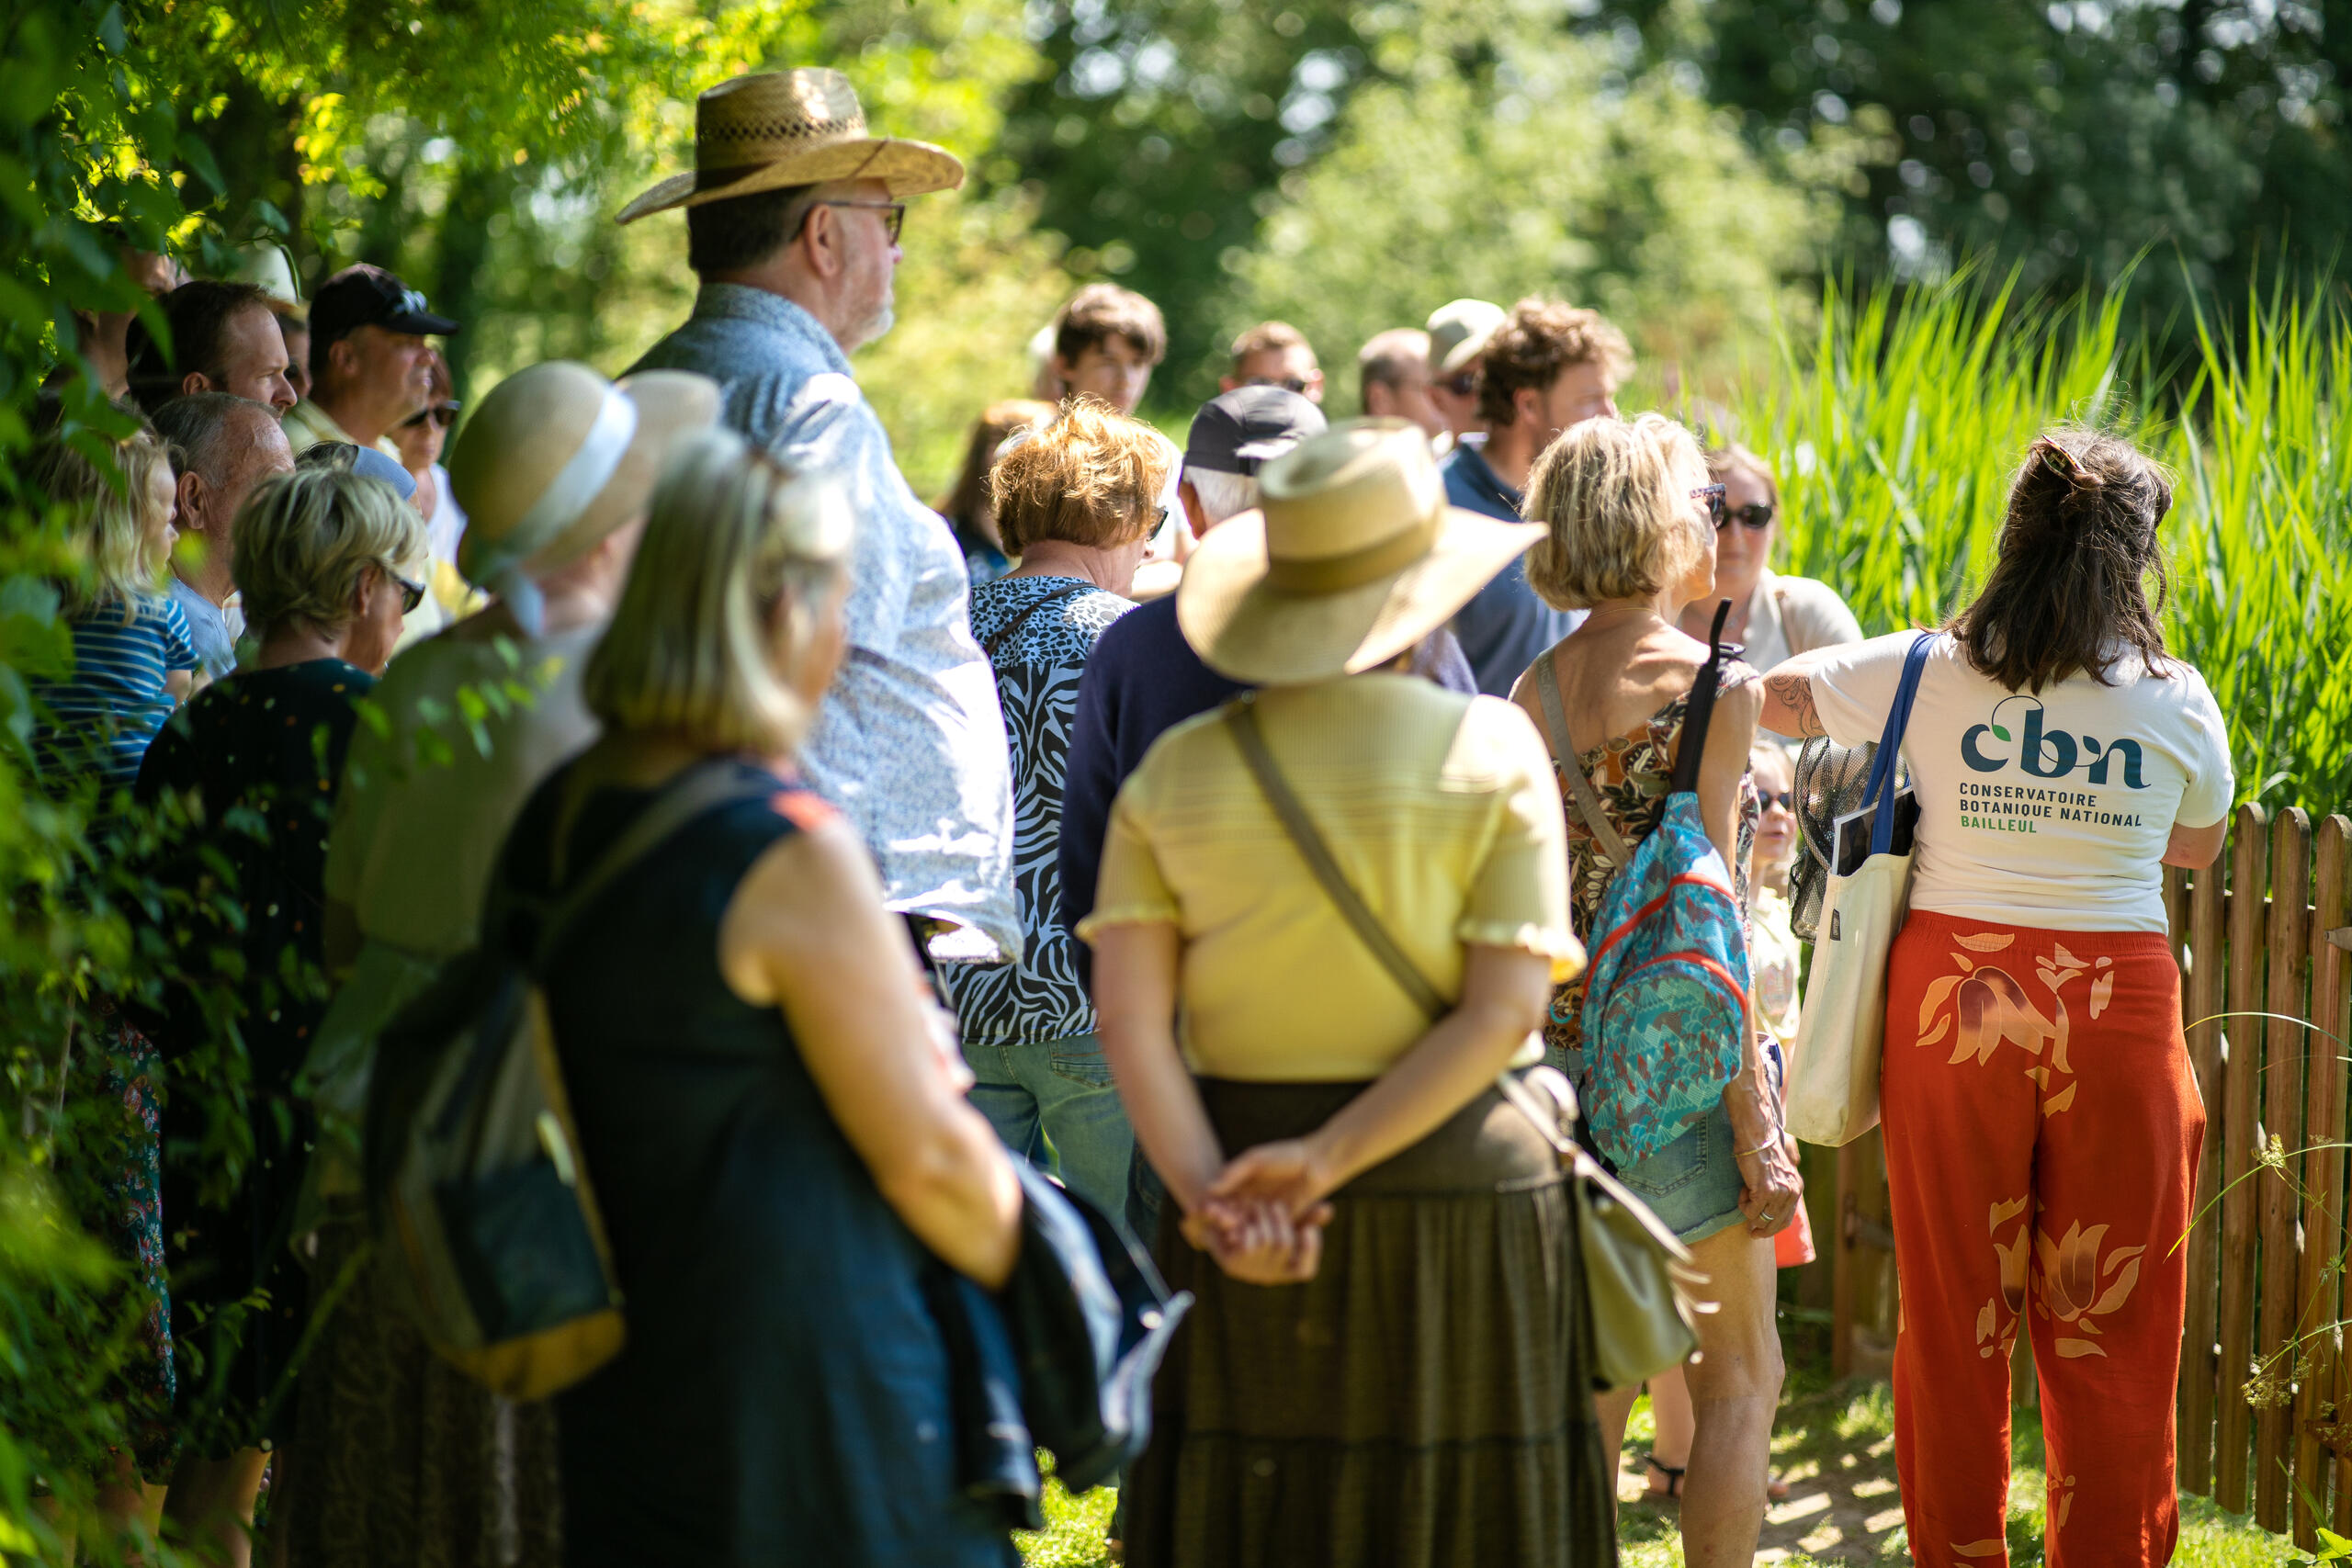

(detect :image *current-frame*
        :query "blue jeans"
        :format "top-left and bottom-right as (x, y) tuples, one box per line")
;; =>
(965, 1032), (1140, 1238)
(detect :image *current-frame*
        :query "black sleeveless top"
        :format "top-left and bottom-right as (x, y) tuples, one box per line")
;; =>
(499, 757), (1012, 1568)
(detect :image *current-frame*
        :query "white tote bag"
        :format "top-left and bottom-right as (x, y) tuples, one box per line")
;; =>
(1785, 634), (1933, 1147)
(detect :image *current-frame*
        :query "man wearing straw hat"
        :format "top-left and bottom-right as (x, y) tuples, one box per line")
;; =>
(619, 69), (1019, 966)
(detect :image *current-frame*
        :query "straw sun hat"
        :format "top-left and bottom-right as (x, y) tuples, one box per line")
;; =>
(616, 69), (964, 225)
(449, 361), (722, 630)
(1177, 419), (1542, 685)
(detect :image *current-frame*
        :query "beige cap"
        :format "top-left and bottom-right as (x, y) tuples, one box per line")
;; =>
(618, 69), (964, 224)
(1426, 299), (1508, 377)
(1176, 419), (1540, 685)
(449, 363), (722, 609)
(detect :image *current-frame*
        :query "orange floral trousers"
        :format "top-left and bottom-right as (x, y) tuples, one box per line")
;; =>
(1883, 912), (2204, 1568)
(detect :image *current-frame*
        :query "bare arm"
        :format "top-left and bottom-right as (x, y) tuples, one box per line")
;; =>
(1758, 648), (1839, 738)
(1091, 920), (1227, 1216)
(1208, 943), (1553, 1217)
(1698, 679), (1763, 877)
(2165, 818), (2228, 869)
(723, 819), (1022, 1289)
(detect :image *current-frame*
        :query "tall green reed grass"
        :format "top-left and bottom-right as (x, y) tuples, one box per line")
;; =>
(1728, 269), (2352, 813)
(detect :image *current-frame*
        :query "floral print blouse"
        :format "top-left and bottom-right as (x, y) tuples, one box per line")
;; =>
(1544, 662), (1762, 1059)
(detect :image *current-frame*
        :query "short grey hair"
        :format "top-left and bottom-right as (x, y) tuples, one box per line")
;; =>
(232, 467), (425, 637)
(151, 391), (273, 487)
(1183, 465), (1260, 526)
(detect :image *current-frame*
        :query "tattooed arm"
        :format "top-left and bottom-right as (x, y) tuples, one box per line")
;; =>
(1758, 649), (1837, 738)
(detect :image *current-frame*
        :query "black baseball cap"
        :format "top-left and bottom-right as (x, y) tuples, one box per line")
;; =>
(1184, 385), (1327, 476)
(310, 264), (458, 353)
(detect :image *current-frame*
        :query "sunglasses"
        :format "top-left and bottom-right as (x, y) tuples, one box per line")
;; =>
(800, 198), (907, 244)
(1717, 501), (1775, 532)
(1438, 372), (1478, 398)
(1244, 375), (1312, 396)
(387, 567), (426, 615)
(401, 400), (459, 431)
(1758, 788), (1795, 813)
(1691, 482), (1726, 526)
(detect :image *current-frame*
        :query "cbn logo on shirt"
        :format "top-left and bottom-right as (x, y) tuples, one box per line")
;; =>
(1961, 695), (2148, 789)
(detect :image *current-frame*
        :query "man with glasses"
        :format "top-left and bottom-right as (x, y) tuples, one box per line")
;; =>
(281, 265), (457, 460)
(1220, 320), (1325, 405)
(1424, 298), (1507, 444)
(1439, 297), (1634, 694)
(618, 68), (1020, 970)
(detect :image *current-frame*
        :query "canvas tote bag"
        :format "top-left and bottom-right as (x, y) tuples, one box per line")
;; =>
(1785, 633), (1932, 1146)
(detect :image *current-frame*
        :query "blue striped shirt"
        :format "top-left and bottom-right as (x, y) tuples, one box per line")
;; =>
(33, 595), (198, 790)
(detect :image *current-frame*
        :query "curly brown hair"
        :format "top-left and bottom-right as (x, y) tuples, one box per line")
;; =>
(989, 396), (1172, 554)
(1476, 298), (1634, 427)
(1949, 429), (2175, 694)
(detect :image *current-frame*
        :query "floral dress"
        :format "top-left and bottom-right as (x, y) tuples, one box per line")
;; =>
(1542, 663), (1761, 1063)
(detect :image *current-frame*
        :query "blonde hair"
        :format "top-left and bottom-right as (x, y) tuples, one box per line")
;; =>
(989, 396), (1172, 553)
(33, 426), (174, 623)
(1523, 412), (1710, 610)
(584, 427), (852, 756)
(233, 467), (425, 637)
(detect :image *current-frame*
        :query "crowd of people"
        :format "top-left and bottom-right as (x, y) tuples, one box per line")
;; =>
(26, 63), (2236, 1568)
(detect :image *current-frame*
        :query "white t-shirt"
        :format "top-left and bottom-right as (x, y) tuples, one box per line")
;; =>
(1812, 631), (2233, 933)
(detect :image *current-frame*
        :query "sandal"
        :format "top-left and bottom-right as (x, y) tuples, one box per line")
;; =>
(1644, 1453), (1686, 1500)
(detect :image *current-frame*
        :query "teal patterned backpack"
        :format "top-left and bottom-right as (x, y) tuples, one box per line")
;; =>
(1541, 599), (1753, 1168)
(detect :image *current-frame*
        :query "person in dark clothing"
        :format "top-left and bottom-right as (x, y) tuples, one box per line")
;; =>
(137, 463), (420, 1565)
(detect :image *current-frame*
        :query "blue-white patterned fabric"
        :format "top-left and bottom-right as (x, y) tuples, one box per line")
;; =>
(627, 284), (1019, 961)
(941, 576), (1133, 1044)
(33, 594), (198, 790)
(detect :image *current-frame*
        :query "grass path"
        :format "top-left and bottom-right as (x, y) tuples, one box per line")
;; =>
(1016, 1322), (2296, 1567)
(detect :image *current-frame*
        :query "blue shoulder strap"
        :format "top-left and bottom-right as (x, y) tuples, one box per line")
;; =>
(1865, 633), (1936, 858)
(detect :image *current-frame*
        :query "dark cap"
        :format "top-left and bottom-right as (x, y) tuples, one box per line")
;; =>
(1184, 385), (1327, 476)
(310, 264), (458, 353)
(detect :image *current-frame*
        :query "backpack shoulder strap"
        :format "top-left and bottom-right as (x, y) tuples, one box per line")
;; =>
(1225, 694), (1448, 1021)
(528, 761), (783, 972)
(983, 581), (1091, 662)
(1668, 597), (1735, 796)
(1536, 651), (1633, 868)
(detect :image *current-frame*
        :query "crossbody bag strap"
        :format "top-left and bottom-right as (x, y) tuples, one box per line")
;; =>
(528, 761), (782, 973)
(1668, 597), (1736, 796)
(1534, 651), (1633, 868)
(1225, 694), (1447, 1021)
(983, 581), (1090, 662)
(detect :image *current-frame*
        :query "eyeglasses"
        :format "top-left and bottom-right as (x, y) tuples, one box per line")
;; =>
(1438, 372), (1478, 398)
(1717, 501), (1775, 533)
(1758, 788), (1795, 813)
(1691, 482), (1726, 526)
(401, 400), (459, 431)
(387, 567), (426, 615)
(1245, 375), (1311, 395)
(798, 199), (907, 244)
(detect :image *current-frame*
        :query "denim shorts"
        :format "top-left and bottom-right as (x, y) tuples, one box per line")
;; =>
(1613, 1098), (1746, 1245)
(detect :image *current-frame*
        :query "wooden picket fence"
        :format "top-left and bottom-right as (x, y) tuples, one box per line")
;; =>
(1819, 804), (2352, 1549)
(2166, 804), (2352, 1549)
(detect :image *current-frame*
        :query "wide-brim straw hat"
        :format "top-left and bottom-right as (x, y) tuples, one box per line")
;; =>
(450, 362), (722, 592)
(1178, 419), (1543, 685)
(616, 69), (964, 225)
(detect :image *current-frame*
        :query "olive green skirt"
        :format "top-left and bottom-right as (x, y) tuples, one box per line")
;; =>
(1122, 1079), (1619, 1568)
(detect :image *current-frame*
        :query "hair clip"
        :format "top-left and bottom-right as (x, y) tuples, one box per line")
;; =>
(2030, 434), (2092, 486)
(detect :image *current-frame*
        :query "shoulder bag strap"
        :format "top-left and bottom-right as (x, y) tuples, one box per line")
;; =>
(1225, 694), (1447, 1021)
(1668, 597), (1736, 796)
(1535, 651), (1633, 868)
(528, 761), (783, 973)
(983, 581), (1090, 663)
(1865, 632), (1937, 858)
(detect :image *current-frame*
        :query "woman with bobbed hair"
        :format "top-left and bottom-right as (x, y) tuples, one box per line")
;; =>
(941, 396), (1170, 1233)
(1759, 430), (2232, 1565)
(135, 466), (423, 1563)
(1674, 443), (1861, 677)
(498, 426), (1023, 1565)
(1512, 411), (1800, 1562)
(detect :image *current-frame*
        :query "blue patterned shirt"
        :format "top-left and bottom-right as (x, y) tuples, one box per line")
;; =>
(33, 594), (198, 792)
(940, 576), (1133, 1044)
(627, 285), (1020, 962)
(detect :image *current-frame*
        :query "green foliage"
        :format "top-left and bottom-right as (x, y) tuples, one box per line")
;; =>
(1229, 7), (1860, 402)
(1728, 265), (2352, 813)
